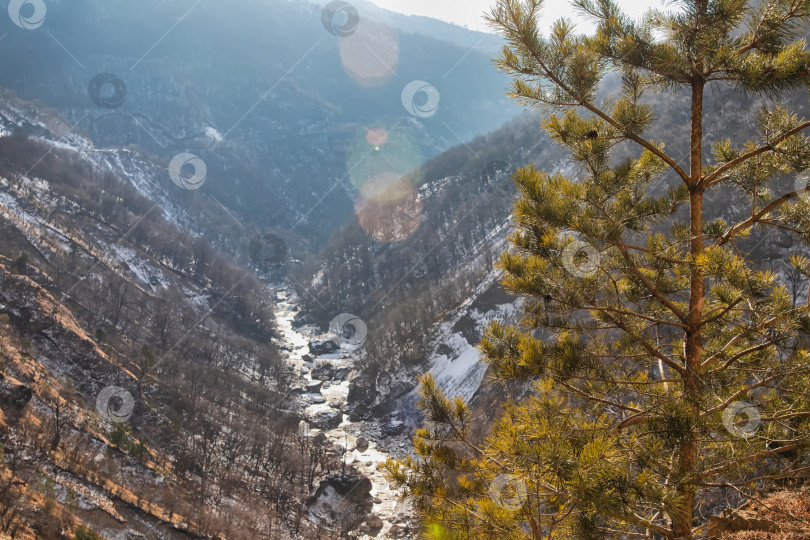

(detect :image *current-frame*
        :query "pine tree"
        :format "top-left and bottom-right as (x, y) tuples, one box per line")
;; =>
(387, 0), (810, 537)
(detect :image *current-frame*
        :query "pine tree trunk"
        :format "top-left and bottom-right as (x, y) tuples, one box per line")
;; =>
(673, 74), (706, 539)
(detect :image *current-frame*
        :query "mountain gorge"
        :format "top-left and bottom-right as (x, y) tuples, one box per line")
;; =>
(0, 0), (529, 537)
(2, 0), (810, 538)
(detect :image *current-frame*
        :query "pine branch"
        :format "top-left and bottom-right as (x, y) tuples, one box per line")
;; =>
(499, 6), (692, 183)
(614, 242), (689, 322)
(697, 444), (802, 480)
(704, 119), (810, 189)
(714, 184), (809, 246)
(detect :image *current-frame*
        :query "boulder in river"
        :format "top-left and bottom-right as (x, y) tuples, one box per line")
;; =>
(306, 381), (323, 393)
(355, 437), (369, 452)
(359, 514), (384, 537)
(382, 419), (406, 437)
(312, 363), (335, 381)
(312, 410), (343, 430)
(292, 311), (316, 328)
(308, 339), (339, 355)
(309, 394), (326, 405)
(306, 473), (374, 525)
(349, 403), (374, 422)
(348, 379), (376, 404)
(388, 524), (411, 538)
(329, 398), (344, 409)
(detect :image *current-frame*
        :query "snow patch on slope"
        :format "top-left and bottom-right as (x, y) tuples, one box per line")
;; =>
(106, 244), (169, 289)
(428, 337), (488, 404)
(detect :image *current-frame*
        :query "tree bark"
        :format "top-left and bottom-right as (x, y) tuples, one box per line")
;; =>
(673, 72), (706, 538)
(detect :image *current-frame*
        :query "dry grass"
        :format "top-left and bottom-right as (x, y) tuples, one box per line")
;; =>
(722, 491), (810, 540)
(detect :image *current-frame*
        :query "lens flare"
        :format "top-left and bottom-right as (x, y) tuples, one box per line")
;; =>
(338, 18), (399, 87)
(347, 128), (421, 191)
(365, 127), (388, 148)
(355, 173), (422, 243)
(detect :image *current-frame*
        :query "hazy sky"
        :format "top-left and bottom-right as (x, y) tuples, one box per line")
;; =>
(371, 0), (662, 33)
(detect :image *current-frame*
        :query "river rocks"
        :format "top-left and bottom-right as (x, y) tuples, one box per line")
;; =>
(312, 363), (335, 380)
(355, 437), (369, 452)
(302, 354), (313, 363)
(309, 394), (326, 405)
(359, 514), (383, 537)
(333, 367), (350, 381)
(349, 404), (373, 422)
(306, 381), (323, 393)
(308, 339), (339, 355)
(388, 524), (411, 538)
(306, 473), (379, 533)
(311, 410), (343, 430)
(348, 379), (376, 404)
(292, 311), (315, 328)
(382, 419), (406, 437)
(328, 398), (343, 409)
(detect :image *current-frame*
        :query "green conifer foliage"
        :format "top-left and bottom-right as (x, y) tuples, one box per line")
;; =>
(387, 1), (810, 537)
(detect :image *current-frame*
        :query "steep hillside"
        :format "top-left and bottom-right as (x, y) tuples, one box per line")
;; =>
(0, 0), (518, 243)
(0, 98), (406, 539)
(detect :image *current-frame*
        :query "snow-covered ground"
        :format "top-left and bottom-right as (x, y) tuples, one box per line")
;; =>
(426, 289), (521, 403)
